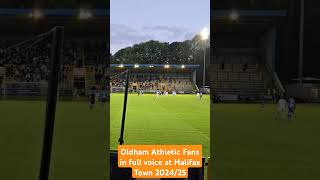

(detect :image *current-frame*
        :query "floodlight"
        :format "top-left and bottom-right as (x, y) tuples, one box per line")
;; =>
(78, 9), (92, 20)
(200, 27), (209, 40)
(229, 10), (239, 21)
(164, 64), (170, 68)
(29, 9), (43, 19)
(200, 27), (209, 86)
(134, 64), (139, 68)
(181, 65), (185, 69)
(118, 64), (124, 68)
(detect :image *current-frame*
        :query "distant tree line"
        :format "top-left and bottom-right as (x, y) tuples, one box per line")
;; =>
(111, 35), (210, 65)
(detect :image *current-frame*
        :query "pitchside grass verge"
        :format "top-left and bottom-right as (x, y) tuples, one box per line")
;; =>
(213, 103), (320, 180)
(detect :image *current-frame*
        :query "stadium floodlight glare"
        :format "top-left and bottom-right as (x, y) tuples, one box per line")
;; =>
(118, 64), (124, 68)
(78, 9), (93, 20)
(29, 9), (44, 19)
(200, 27), (209, 86)
(149, 65), (154, 68)
(134, 64), (139, 68)
(181, 65), (186, 69)
(200, 27), (209, 40)
(229, 9), (239, 21)
(164, 64), (170, 69)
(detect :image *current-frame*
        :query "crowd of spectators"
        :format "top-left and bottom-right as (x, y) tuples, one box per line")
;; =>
(110, 75), (126, 88)
(110, 73), (192, 92)
(0, 39), (108, 84)
(0, 39), (50, 82)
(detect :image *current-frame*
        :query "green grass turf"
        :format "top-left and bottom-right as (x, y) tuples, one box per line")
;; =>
(212, 103), (320, 180)
(110, 93), (210, 157)
(0, 100), (108, 180)
(5, 98), (319, 179)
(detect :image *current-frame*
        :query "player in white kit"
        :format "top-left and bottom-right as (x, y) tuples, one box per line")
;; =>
(154, 89), (160, 99)
(172, 90), (176, 96)
(275, 97), (287, 120)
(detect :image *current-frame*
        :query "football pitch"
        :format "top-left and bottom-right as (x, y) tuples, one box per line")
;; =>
(110, 93), (211, 157)
(1, 99), (319, 180)
(213, 103), (320, 179)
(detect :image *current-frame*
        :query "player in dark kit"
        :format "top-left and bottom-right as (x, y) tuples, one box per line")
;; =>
(137, 88), (143, 96)
(287, 96), (296, 121)
(199, 91), (203, 100)
(100, 87), (107, 105)
(89, 86), (97, 109)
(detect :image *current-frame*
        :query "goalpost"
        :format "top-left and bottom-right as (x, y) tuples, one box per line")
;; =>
(118, 69), (130, 145)
(0, 27), (64, 180)
(110, 69), (132, 180)
(110, 69), (130, 145)
(38, 26), (64, 180)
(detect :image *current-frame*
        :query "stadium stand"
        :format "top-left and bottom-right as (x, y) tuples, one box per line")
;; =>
(210, 49), (266, 100)
(0, 8), (109, 99)
(110, 64), (200, 94)
(0, 38), (108, 98)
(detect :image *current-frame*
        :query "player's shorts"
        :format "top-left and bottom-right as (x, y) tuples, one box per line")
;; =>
(90, 95), (96, 104)
(288, 106), (294, 114)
